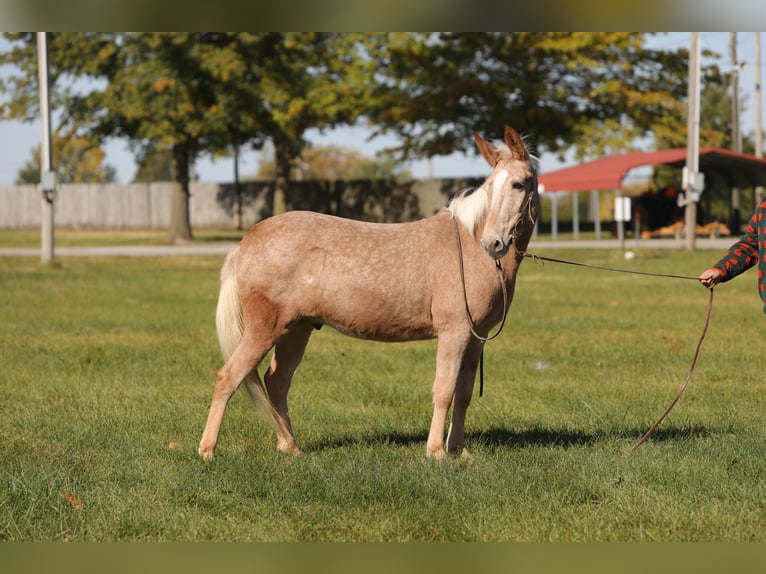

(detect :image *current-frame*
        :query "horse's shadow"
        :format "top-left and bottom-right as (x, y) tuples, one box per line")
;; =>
(304, 424), (714, 454)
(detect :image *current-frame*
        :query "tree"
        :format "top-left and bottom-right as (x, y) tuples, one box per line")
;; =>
(367, 33), (707, 163)
(70, 33), (277, 242)
(252, 33), (384, 213)
(15, 132), (116, 184)
(254, 144), (410, 181)
(1, 33), (273, 242)
(132, 145), (174, 183)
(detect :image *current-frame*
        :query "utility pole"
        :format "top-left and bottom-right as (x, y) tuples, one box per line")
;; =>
(730, 32), (742, 234)
(37, 32), (56, 264)
(756, 32), (763, 206)
(683, 32), (702, 251)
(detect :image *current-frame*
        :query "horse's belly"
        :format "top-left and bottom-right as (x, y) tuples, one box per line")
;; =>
(314, 295), (435, 342)
(324, 319), (435, 343)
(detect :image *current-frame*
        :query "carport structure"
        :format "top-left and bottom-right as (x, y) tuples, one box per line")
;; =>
(537, 147), (766, 240)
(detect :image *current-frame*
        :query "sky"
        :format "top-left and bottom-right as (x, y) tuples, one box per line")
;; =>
(0, 32), (763, 186)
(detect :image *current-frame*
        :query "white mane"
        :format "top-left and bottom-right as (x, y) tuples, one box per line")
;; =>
(448, 187), (489, 235)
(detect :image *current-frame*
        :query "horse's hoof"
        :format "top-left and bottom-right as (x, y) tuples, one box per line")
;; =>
(198, 445), (215, 461)
(426, 447), (446, 460)
(278, 441), (302, 456)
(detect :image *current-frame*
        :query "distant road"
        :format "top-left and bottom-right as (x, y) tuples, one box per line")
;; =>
(0, 237), (735, 257)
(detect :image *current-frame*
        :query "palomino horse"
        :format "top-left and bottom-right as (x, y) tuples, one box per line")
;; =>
(198, 125), (539, 460)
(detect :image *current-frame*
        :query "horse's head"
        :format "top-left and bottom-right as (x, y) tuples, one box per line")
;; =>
(473, 125), (539, 259)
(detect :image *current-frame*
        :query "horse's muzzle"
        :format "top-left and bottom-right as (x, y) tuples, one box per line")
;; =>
(481, 237), (510, 259)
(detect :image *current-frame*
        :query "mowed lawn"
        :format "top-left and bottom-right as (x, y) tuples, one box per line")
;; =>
(0, 244), (763, 541)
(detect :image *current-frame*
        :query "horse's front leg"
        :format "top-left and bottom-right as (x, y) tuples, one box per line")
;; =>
(446, 340), (484, 458)
(426, 334), (469, 459)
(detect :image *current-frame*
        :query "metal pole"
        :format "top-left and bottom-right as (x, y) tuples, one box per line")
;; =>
(592, 190), (601, 240)
(684, 32), (701, 251)
(756, 32), (763, 206)
(37, 32), (55, 264)
(730, 32), (742, 233)
(572, 192), (579, 239)
(615, 190), (625, 248)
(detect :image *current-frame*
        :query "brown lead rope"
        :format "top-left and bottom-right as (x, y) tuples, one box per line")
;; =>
(630, 286), (715, 450)
(518, 250), (716, 451)
(521, 251), (703, 281)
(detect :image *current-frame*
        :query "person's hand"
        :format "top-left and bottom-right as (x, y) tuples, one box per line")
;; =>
(698, 268), (723, 289)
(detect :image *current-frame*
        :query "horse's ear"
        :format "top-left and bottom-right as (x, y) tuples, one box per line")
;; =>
(503, 125), (528, 161)
(474, 132), (499, 167)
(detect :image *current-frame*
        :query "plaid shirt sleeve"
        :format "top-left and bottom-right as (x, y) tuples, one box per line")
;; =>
(713, 200), (766, 313)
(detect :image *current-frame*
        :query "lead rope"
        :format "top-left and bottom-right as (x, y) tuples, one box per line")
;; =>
(517, 249), (716, 451)
(630, 286), (714, 450)
(452, 218), (509, 397)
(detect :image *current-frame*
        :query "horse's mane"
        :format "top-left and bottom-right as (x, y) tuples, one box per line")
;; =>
(448, 187), (489, 236)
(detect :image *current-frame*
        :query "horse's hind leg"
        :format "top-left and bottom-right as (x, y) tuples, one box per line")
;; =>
(446, 340), (483, 457)
(263, 321), (314, 454)
(198, 334), (272, 461)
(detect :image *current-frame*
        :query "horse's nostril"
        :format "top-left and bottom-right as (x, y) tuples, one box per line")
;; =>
(481, 237), (507, 259)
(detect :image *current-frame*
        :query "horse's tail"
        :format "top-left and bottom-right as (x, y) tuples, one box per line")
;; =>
(215, 246), (282, 435)
(216, 247), (245, 360)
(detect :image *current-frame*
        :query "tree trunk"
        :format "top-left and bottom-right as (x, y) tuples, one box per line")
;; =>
(272, 146), (292, 216)
(233, 146), (242, 230)
(168, 142), (193, 243)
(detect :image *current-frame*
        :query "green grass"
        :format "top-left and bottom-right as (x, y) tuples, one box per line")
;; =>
(0, 244), (763, 541)
(0, 228), (245, 247)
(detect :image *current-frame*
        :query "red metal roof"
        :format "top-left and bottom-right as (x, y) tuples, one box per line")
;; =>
(538, 147), (766, 192)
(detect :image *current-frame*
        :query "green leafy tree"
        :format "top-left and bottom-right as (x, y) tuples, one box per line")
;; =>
(71, 33), (275, 242)
(253, 33), (383, 213)
(1, 32), (383, 228)
(1, 32), (273, 242)
(132, 145), (174, 183)
(15, 132), (116, 184)
(255, 144), (410, 181)
(368, 33), (719, 163)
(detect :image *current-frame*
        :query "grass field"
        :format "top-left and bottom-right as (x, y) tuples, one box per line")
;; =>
(0, 228), (245, 247)
(0, 239), (763, 541)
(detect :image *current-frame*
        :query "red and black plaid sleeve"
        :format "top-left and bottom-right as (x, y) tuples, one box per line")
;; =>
(712, 200), (766, 313)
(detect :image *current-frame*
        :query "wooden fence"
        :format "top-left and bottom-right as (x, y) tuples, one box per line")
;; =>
(0, 178), (483, 229)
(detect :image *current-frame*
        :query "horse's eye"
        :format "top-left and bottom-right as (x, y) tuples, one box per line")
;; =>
(512, 182), (525, 190)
